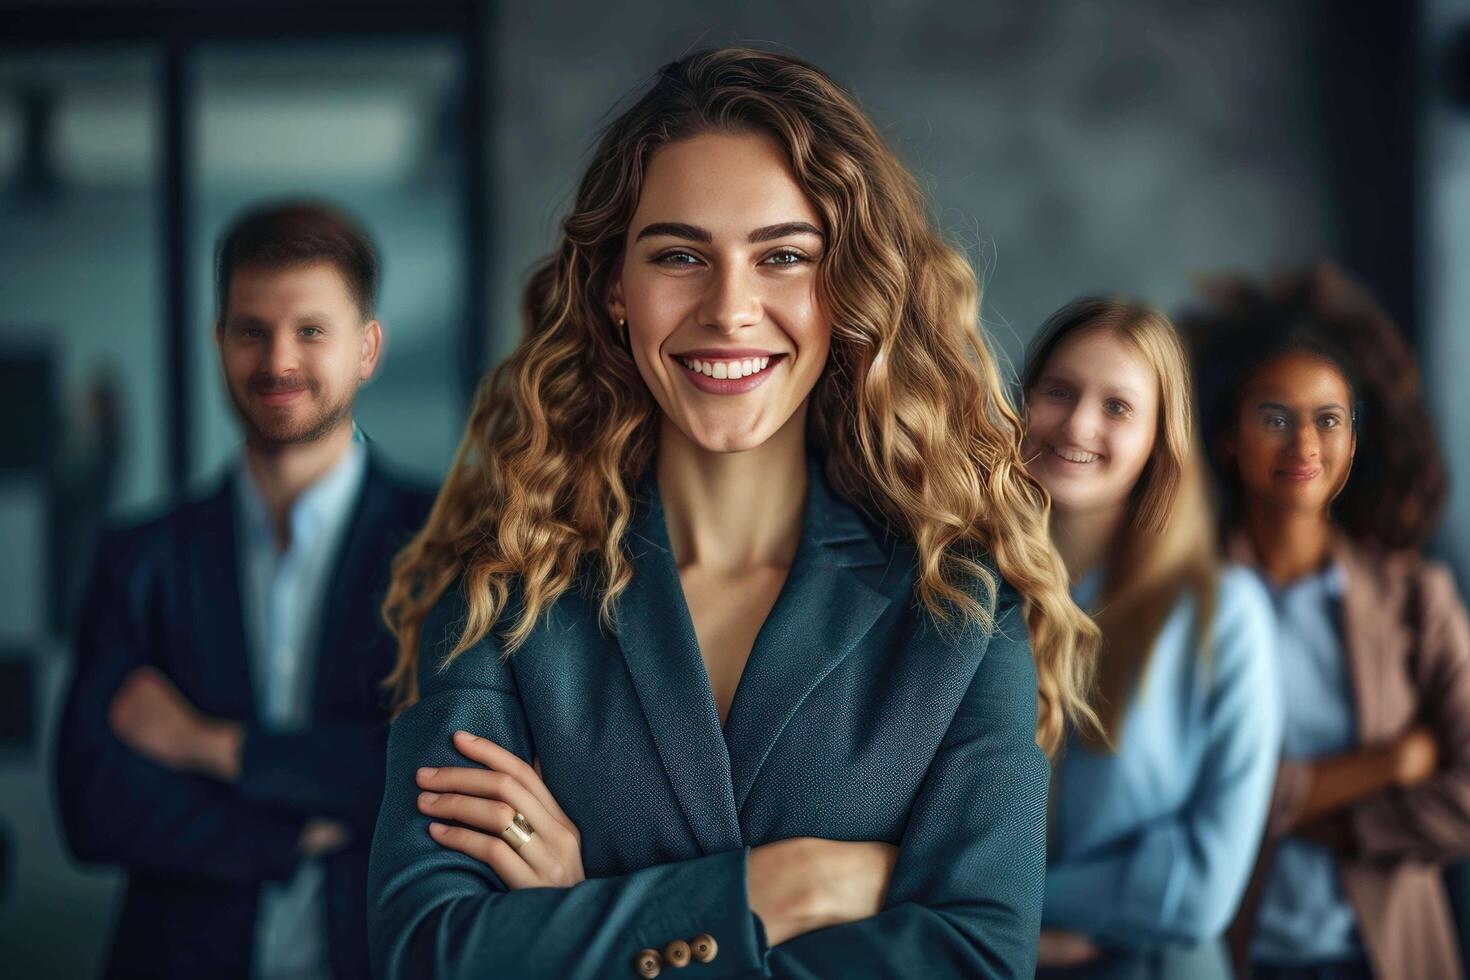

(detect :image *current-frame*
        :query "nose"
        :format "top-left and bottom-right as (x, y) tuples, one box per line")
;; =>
(262, 333), (301, 377)
(1288, 421), (1320, 459)
(697, 261), (763, 335)
(1058, 402), (1100, 445)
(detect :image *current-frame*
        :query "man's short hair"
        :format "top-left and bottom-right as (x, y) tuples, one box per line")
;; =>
(215, 201), (380, 318)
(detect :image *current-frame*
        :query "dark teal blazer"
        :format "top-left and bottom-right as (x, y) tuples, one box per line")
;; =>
(368, 464), (1048, 978)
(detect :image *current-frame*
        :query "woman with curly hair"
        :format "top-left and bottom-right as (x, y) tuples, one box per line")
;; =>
(1187, 267), (1470, 980)
(366, 47), (1096, 979)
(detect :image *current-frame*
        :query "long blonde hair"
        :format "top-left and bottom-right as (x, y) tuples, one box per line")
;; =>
(1023, 299), (1218, 747)
(384, 47), (1098, 755)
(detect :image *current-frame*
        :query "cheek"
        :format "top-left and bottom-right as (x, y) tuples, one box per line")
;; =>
(1024, 403), (1065, 445)
(1108, 440), (1150, 485)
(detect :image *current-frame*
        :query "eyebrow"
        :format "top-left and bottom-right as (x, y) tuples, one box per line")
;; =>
(1036, 375), (1142, 400)
(1255, 401), (1347, 413)
(634, 221), (825, 244)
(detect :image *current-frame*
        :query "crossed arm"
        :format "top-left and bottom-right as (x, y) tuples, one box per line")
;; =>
(368, 595), (1049, 979)
(55, 533), (386, 880)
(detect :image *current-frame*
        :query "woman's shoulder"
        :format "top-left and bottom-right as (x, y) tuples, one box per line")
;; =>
(1201, 563), (1276, 675)
(1334, 535), (1463, 614)
(1213, 563), (1273, 624)
(413, 576), (519, 698)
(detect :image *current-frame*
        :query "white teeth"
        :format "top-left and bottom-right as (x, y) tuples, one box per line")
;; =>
(1051, 446), (1101, 464)
(680, 355), (777, 380)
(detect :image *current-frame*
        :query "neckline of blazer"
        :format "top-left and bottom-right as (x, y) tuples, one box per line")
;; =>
(610, 456), (905, 849)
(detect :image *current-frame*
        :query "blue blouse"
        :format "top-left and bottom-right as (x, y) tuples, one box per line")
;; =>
(1043, 565), (1283, 949)
(1250, 561), (1362, 963)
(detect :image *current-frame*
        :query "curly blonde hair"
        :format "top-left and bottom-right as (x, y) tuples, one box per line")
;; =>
(383, 47), (1097, 754)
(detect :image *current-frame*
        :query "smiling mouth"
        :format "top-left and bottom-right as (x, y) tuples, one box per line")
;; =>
(1277, 467), (1322, 482)
(678, 354), (775, 380)
(1048, 445), (1102, 465)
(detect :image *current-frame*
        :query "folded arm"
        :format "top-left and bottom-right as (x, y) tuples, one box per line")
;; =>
(55, 532), (304, 883)
(1043, 572), (1284, 948)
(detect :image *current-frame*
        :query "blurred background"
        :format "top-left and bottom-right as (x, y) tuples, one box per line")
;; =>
(1, 0), (1467, 975)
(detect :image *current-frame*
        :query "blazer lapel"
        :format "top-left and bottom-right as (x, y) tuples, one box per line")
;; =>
(615, 484), (743, 854)
(311, 457), (390, 716)
(1334, 534), (1388, 742)
(723, 462), (894, 812)
(187, 479), (259, 721)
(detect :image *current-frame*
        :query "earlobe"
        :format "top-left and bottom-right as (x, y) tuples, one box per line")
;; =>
(361, 320), (383, 380)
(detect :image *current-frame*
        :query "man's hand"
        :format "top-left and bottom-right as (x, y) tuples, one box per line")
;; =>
(108, 666), (243, 781)
(299, 817), (351, 857)
(1037, 929), (1103, 968)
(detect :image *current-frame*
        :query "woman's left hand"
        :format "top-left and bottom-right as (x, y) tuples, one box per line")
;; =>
(417, 729), (585, 889)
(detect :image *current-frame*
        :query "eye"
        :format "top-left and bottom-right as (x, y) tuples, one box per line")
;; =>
(1263, 415), (1288, 429)
(300, 326), (324, 338)
(1043, 386), (1071, 400)
(653, 250), (702, 267)
(1104, 399), (1132, 418)
(761, 248), (809, 267)
(1318, 414), (1342, 429)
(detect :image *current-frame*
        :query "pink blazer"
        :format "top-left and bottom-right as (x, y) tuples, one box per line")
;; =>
(1229, 534), (1470, 980)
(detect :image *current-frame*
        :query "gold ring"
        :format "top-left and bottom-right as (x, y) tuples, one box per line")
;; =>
(499, 812), (535, 851)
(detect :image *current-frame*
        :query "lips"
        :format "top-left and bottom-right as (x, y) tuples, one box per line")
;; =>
(1046, 444), (1103, 466)
(671, 352), (786, 395)
(1276, 466), (1322, 482)
(255, 387), (308, 406)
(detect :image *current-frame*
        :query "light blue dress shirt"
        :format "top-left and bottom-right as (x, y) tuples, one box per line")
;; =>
(1044, 565), (1283, 953)
(236, 435), (367, 980)
(1249, 561), (1363, 964)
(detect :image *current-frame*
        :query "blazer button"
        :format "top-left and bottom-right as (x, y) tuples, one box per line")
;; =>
(663, 939), (692, 968)
(634, 948), (662, 978)
(690, 934), (718, 963)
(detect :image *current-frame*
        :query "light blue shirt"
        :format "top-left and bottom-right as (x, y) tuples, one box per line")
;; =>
(1044, 566), (1283, 950)
(1250, 561), (1362, 964)
(235, 434), (367, 980)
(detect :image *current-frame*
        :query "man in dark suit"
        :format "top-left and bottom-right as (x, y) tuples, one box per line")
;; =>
(55, 202), (435, 979)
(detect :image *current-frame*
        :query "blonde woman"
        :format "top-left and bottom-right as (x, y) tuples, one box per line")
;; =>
(1023, 300), (1281, 978)
(366, 49), (1095, 979)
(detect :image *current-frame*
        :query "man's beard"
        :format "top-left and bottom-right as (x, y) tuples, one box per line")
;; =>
(229, 374), (358, 449)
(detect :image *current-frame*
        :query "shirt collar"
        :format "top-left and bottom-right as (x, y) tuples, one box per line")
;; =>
(236, 426), (368, 552)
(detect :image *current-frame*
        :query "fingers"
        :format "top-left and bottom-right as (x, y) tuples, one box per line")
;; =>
(449, 731), (576, 830)
(417, 791), (516, 842)
(415, 766), (561, 841)
(427, 823), (538, 889)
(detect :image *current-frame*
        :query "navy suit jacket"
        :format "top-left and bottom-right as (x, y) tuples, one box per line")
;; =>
(56, 453), (434, 979)
(369, 463), (1049, 978)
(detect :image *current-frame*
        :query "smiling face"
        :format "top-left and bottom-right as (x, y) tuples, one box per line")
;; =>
(607, 130), (832, 454)
(1024, 326), (1161, 516)
(1231, 351), (1355, 517)
(216, 261), (380, 448)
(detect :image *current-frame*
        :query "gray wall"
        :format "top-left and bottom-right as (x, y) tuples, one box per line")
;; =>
(488, 0), (1334, 370)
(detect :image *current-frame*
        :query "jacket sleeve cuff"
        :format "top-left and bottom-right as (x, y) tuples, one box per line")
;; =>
(621, 847), (768, 978)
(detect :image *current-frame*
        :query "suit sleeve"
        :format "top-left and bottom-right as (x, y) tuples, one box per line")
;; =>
(762, 591), (1050, 979)
(1041, 571), (1283, 947)
(54, 530), (305, 884)
(236, 722), (389, 839)
(1348, 562), (1470, 862)
(368, 589), (768, 980)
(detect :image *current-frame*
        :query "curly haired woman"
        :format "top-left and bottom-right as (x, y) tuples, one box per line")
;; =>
(367, 47), (1097, 979)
